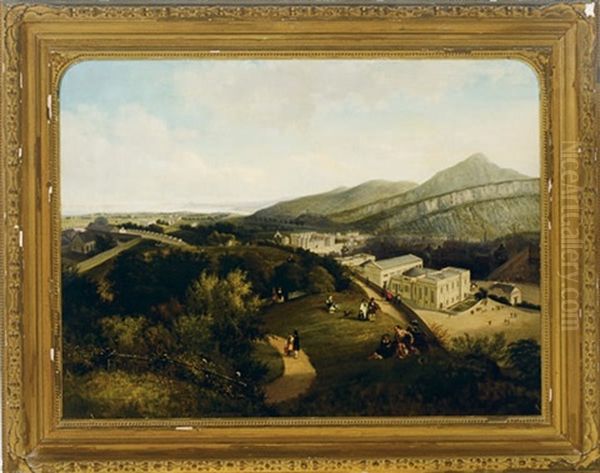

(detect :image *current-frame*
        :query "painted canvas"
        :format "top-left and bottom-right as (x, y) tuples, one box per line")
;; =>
(60, 59), (542, 418)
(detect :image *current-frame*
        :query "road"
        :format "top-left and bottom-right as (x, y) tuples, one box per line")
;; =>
(117, 229), (194, 249)
(75, 238), (141, 273)
(352, 278), (411, 327)
(263, 335), (316, 405)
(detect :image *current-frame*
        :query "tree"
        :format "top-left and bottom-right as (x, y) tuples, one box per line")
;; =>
(306, 266), (335, 294)
(320, 256), (351, 291)
(62, 269), (106, 343)
(185, 270), (264, 363)
(506, 339), (541, 389)
(108, 246), (211, 314)
(272, 261), (304, 298)
(451, 333), (508, 364)
(95, 234), (117, 252)
(493, 243), (509, 266)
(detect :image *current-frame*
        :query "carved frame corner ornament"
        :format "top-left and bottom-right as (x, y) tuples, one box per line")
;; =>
(1, 2), (598, 472)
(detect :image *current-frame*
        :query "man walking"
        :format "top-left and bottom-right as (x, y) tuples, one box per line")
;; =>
(293, 329), (300, 359)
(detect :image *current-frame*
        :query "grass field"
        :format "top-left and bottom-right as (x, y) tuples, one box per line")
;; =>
(262, 285), (410, 392)
(253, 341), (285, 384)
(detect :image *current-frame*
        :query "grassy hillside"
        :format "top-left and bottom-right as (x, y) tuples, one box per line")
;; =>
(365, 194), (540, 241)
(331, 153), (533, 224)
(253, 179), (417, 220)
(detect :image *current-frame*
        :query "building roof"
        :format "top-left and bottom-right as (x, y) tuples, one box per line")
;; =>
(371, 254), (422, 270)
(403, 267), (437, 278)
(443, 266), (470, 275)
(490, 282), (519, 295)
(73, 231), (97, 243)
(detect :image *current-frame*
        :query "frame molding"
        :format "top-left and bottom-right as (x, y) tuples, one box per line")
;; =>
(0, 3), (598, 472)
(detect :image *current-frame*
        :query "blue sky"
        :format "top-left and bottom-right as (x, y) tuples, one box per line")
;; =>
(60, 59), (540, 214)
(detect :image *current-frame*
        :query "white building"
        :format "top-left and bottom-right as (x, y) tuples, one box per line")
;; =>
(286, 232), (344, 255)
(361, 254), (423, 288)
(389, 266), (471, 310)
(489, 282), (522, 305)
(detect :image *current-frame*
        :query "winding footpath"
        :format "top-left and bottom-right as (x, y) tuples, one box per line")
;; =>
(263, 335), (316, 405)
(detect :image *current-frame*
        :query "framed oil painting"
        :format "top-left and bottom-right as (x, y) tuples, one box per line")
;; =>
(0, 1), (598, 472)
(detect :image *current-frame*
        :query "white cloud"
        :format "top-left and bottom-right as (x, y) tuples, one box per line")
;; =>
(60, 59), (540, 214)
(171, 60), (537, 130)
(61, 104), (265, 214)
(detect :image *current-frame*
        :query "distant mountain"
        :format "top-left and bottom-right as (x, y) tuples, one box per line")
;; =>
(330, 153), (532, 223)
(250, 153), (539, 241)
(252, 179), (417, 220)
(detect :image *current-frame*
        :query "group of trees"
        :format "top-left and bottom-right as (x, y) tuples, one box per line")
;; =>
(270, 250), (351, 299)
(364, 234), (540, 281)
(62, 241), (350, 418)
(174, 222), (255, 246)
(63, 245), (274, 418)
(120, 221), (165, 233)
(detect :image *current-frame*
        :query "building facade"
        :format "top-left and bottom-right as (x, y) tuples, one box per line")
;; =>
(489, 282), (522, 305)
(70, 232), (97, 255)
(389, 266), (471, 310)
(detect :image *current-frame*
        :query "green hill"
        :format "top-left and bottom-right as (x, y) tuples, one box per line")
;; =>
(252, 179), (417, 220)
(330, 153), (532, 223)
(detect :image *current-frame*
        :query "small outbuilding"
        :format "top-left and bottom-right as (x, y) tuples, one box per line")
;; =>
(489, 282), (522, 306)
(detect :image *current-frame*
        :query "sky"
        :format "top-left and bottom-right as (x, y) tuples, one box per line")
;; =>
(60, 59), (540, 215)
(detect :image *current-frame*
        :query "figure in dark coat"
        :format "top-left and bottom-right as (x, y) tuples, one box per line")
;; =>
(292, 329), (300, 359)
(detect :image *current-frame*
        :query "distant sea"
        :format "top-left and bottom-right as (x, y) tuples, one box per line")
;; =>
(62, 200), (283, 217)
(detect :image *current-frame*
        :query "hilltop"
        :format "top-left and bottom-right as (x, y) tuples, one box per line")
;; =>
(250, 153), (539, 241)
(252, 179), (417, 221)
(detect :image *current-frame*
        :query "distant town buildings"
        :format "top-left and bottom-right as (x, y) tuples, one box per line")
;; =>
(273, 231), (368, 256)
(489, 282), (522, 305)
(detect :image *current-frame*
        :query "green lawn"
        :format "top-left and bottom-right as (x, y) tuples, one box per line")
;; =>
(262, 285), (406, 393)
(253, 341), (285, 384)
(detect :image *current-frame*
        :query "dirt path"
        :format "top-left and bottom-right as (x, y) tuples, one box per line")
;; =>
(263, 335), (316, 405)
(353, 278), (410, 327)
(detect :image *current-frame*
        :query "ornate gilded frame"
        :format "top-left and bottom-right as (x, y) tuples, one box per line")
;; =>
(0, 2), (598, 472)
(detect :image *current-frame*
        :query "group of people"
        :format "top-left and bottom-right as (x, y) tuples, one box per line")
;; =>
(283, 330), (301, 359)
(368, 323), (422, 360)
(325, 295), (340, 314)
(357, 297), (380, 321)
(324, 295), (380, 321)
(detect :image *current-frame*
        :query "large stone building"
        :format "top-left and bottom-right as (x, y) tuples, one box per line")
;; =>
(293, 232), (343, 255)
(361, 254), (423, 288)
(388, 266), (471, 310)
(273, 231), (360, 255)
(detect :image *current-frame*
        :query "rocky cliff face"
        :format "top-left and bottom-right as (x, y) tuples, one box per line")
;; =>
(330, 153), (532, 224)
(253, 180), (417, 220)
(354, 179), (540, 237)
(386, 194), (540, 241)
(250, 153), (540, 241)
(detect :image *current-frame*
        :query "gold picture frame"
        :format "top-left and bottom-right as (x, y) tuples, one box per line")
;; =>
(0, 1), (598, 472)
